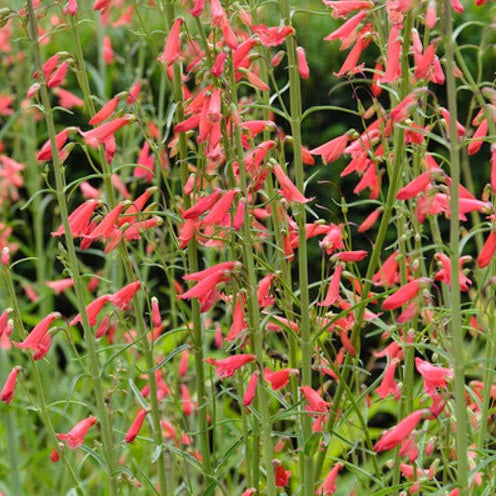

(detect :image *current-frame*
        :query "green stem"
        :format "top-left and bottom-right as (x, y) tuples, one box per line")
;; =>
(277, 1), (314, 493)
(26, 3), (119, 494)
(444, 0), (469, 493)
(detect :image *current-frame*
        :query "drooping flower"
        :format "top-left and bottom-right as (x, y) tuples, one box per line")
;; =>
(57, 416), (97, 449)
(300, 385), (330, 413)
(109, 281), (141, 310)
(204, 354), (256, 378)
(157, 18), (183, 66)
(415, 357), (453, 395)
(1, 366), (21, 404)
(318, 462), (343, 495)
(374, 409), (427, 452)
(243, 371), (259, 407)
(319, 264), (343, 306)
(477, 230), (496, 268)
(125, 408), (147, 443)
(382, 278), (429, 311)
(310, 134), (349, 164)
(13, 312), (61, 354)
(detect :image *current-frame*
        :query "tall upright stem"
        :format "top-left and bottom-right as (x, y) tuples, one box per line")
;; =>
(277, 1), (314, 494)
(26, 3), (118, 494)
(443, 0), (469, 493)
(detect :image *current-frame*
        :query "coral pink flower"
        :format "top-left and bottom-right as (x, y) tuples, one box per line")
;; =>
(79, 116), (132, 147)
(296, 46), (310, 79)
(477, 230), (496, 268)
(264, 368), (298, 390)
(434, 253), (472, 291)
(319, 264), (343, 306)
(180, 384), (193, 416)
(57, 416), (97, 449)
(396, 170), (437, 200)
(85, 203), (125, 241)
(37, 128), (70, 161)
(468, 119), (488, 155)
(318, 462), (343, 495)
(274, 460), (291, 487)
(70, 294), (110, 326)
(324, 11), (368, 43)
(204, 354), (256, 378)
(319, 224), (344, 254)
(1, 366), (21, 404)
(226, 298), (248, 341)
(310, 134), (349, 164)
(324, 0), (372, 17)
(47, 61), (68, 88)
(13, 312), (61, 353)
(358, 208), (382, 233)
(110, 281), (141, 310)
(374, 409), (427, 452)
(379, 26), (402, 84)
(54, 88), (84, 109)
(211, 51), (227, 77)
(382, 278), (429, 310)
(89, 96), (119, 125)
(125, 408), (147, 443)
(191, 0), (206, 16)
(272, 163), (311, 203)
(415, 357), (453, 395)
(202, 189), (237, 225)
(179, 348), (189, 377)
(335, 250), (368, 262)
(243, 371), (259, 407)
(300, 385), (330, 413)
(252, 24), (295, 46)
(183, 190), (222, 219)
(51, 200), (100, 238)
(414, 42), (437, 80)
(375, 359), (401, 400)
(158, 18), (183, 66)
(46, 278), (75, 294)
(335, 24), (373, 76)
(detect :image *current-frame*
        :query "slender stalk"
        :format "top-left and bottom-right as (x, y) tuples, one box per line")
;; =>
(443, 0), (469, 493)
(25, 3), (119, 494)
(277, 1), (314, 494)
(159, 0), (213, 485)
(0, 266), (84, 496)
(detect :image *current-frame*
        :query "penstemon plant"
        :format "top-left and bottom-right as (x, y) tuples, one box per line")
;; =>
(1, 0), (496, 495)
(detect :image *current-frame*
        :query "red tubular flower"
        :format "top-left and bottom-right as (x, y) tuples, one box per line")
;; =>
(396, 170), (437, 200)
(204, 354), (255, 378)
(125, 408), (147, 443)
(272, 163), (311, 203)
(79, 116), (133, 147)
(382, 278), (429, 311)
(178, 270), (229, 303)
(379, 26), (402, 84)
(319, 264), (343, 306)
(324, 11), (368, 43)
(46, 278), (75, 294)
(374, 409), (427, 452)
(415, 357), (453, 395)
(1, 366), (21, 404)
(251, 24), (295, 46)
(51, 200), (98, 238)
(274, 460), (291, 487)
(41, 54), (60, 81)
(300, 385), (330, 413)
(318, 462), (343, 495)
(414, 42), (436, 80)
(55, 88), (84, 109)
(85, 203), (125, 241)
(211, 51), (227, 77)
(296, 46), (310, 79)
(70, 294), (111, 326)
(202, 189), (237, 225)
(89, 96), (119, 125)
(264, 368), (298, 390)
(335, 250), (368, 262)
(13, 312), (61, 353)
(310, 134), (349, 164)
(226, 298), (248, 341)
(57, 416), (97, 449)
(47, 61), (68, 88)
(37, 128), (70, 161)
(358, 207), (382, 233)
(243, 371), (259, 407)
(375, 359), (401, 400)
(468, 119), (488, 155)
(157, 18), (183, 66)
(324, 0), (373, 17)
(477, 230), (496, 268)
(109, 281), (141, 310)
(182, 190), (222, 219)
